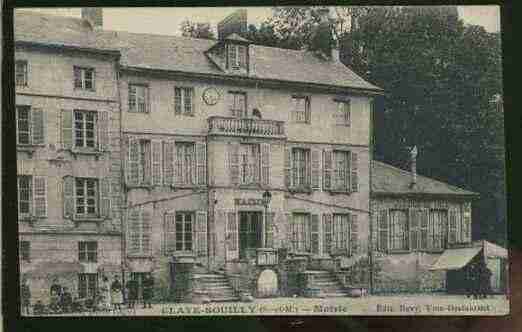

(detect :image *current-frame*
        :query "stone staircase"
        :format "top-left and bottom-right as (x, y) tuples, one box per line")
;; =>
(306, 270), (349, 298)
(193, 274), (240, 302)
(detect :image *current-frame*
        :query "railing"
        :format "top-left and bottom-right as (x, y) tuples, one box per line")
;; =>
(208, 116), (285, 138)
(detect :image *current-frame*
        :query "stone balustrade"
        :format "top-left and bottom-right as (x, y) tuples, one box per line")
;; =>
(208, 116), (285, 138)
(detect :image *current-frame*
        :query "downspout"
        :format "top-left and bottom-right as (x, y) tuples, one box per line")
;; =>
(368, 97), (374, 295)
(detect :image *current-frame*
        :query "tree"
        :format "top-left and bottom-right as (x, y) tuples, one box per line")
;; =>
(180, 20), (215, 39)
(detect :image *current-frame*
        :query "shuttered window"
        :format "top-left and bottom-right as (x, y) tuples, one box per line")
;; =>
(175, 212), (194, 252)
(127, 207), (152, 256)
(75, 178), (98, 217)
(175, 142), (195, 185)
(239, 144), (260, 185)
(419, 209), (429, 250)
(290, 213), (311, 253)
(389, 209), (409, 251)
(336, 100), (350, 126)
(196, 211), (208, 256)
(78, 241), (98, 262)
(430, 209), (447, 250)
(62, 177), (109, 220)
(227, 44), (247, 70)
(74, 110), (97, 148)
(323, 149), (333, 190)
(311, 149), (321, 190)
(409, 209), (421, 250)
(448, 209), (458, 245)
(292, 148), (310, 188)
(292, 96), (311, 123)
(228, 92), (247, 117)
(129, 84), (149, 113)
(377, 210), (389, 252)
(462, 204), (472, 243)
(151, 140), (163, 186)
(73, 66), (95, 90)
(333, 151), (350, 191)
(16, 106), (45, 145)
(17, 175), (47, 218)
(323, 214), (333, 254)
(15, 60), (28, 87)
(174, 87), (194, 115)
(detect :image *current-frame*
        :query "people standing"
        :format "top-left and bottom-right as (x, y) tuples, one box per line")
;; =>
(99, 275), (112, 311)
(111, 276), (123, 311)
(49, 276), (62, 312)
(20, 277), (31, 315)
(126, 278), (138, 309)
(142, 274), (154, 309)
(60, 287), (73, 313)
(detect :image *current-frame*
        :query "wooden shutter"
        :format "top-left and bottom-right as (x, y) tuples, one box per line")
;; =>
(261, 143), (271, 186)
(285, 213), (293, 249)
(265, 211), (275, 248)
(196, 142), (207, 185)
(33, 176), (47, 217)
(311, 148), (321, 190)
(196, 211), (208, 256)
(151, 140), (163, 186)
(419, 209), (429, 250)
(31, 108), (45, 145)
(163, 140), (175, 186)
(350, 213), (358, 256)
(97, 110), (109, 151)
(305, 97), (311, 123)
(99, 178), (111, 218)
(322, 213), (333, 254)
(378, 209), (389, 252)
(284, 147), (292, 188)
(141, 207), (152, 255)
(238, 45), (247, 68)
(228, 143), (240, 186)
(226, 212), (239, 260)
(311, 214), (320, 254)
(351, 152), (359, 192)
(74, 67), (82, 88)
(61, 109), (73, 149)
(127, 138), (140, 186)
(409, 209), (420, 250)
(63, 176), (75, 218)
(323, 149), (333, 190)
(127, 208), (141, 255)
(462, 204), (472, 243)
(448, 209), (458, 245)
(164, 212), (176, 255)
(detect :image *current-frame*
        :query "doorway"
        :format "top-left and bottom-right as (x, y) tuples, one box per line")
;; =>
(239, 211), (263, 259)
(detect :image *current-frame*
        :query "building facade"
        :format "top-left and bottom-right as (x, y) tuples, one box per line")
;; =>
(15, 11), (124, 303)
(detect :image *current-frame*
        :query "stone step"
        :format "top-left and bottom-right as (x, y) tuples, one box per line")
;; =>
(210, 296), (240, 302)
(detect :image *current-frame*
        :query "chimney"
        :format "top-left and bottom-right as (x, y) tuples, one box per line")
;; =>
(217, 9), (247, 40)
(81, 8), (103, 30)
(410, 146), (418, 187)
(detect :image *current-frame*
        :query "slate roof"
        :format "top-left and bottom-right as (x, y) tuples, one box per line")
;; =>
(14, 11), (382, 92)
(371, 160), (478, 197)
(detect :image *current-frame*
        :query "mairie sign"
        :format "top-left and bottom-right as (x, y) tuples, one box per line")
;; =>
(234, 198), (265, 206)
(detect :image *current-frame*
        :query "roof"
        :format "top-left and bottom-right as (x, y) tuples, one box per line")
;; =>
(371, 160), (478, 197)
(429, 247), (482, 270)
(14, 11), (382, 92)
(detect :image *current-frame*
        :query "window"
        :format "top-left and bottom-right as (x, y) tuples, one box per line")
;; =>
(17, 175), (47, 218)
(175, 212), (194, 252)
(228, 92), (247, 117)
(16, 106), (45, 146)
(289, 213), (310, 252)
(78, 273), (97, 299)
(227, 44), (247, 69)
(176, 142), (195, 185)
(336, 100), (350, 125)
(239, 211), (262, 259)
(174, 87), (194, 115)
(74, 66), (95, 90)
(74, 110), (97, 148)
(128, 207), (152, 256)
(20, 241), (30, 262)
(430, 209), (447, 250)
(16, 60), (28, 87)
(332, 214), (351, 253)
(240, 144), (260, 185)
(333, 151), (350, 191)
(75, 178), (98, 217)
(78, 241), (98, 262)
(292, 148), (310, 188)
(292, 96), (311, 123)
(129, 84), (149, 113)
(389, 209), (409, 251)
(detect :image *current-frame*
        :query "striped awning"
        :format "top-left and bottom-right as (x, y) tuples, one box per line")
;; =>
(429, 246), (482, 271)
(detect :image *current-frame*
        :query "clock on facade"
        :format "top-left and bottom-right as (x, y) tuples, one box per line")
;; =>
(202, 87), (220, 105)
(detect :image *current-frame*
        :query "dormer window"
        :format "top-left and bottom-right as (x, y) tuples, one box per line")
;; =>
(227, 44), (247, 70)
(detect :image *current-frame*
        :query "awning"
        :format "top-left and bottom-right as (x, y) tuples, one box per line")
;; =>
(483, 240), (508, 259)
(429, 246), (482, 271)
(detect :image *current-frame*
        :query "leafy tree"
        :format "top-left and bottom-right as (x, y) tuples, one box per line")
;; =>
(180, 20), (215, 39)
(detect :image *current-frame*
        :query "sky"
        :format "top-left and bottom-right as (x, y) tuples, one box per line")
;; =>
(17, 6), (501, 36)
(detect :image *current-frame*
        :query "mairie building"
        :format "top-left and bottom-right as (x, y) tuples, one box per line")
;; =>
(16, 9), (501, 304)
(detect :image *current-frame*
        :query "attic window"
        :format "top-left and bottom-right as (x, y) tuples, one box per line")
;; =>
(227, 44), (247, 70)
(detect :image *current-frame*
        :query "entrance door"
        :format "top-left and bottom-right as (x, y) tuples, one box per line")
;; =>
(239, 211), (263, 259)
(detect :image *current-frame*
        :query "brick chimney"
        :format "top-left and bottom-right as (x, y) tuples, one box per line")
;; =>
(410, 146), (418, 187)
(81, 8), (103, 30)
(217, 9), (247, 40)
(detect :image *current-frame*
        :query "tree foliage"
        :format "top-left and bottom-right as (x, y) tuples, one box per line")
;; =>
(180, 19), (215, 39)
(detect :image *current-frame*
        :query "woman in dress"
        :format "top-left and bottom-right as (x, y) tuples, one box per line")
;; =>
(110, 276), (123, 311)
(99, 275), (112, 311)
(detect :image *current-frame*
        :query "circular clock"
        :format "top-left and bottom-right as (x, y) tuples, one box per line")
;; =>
(203, 87), (220, 106)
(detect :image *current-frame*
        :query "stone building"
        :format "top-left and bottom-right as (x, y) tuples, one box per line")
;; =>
(15, 10), (124, 304)
(15, 8), (384, 303)
(370, 159), (478, 293)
